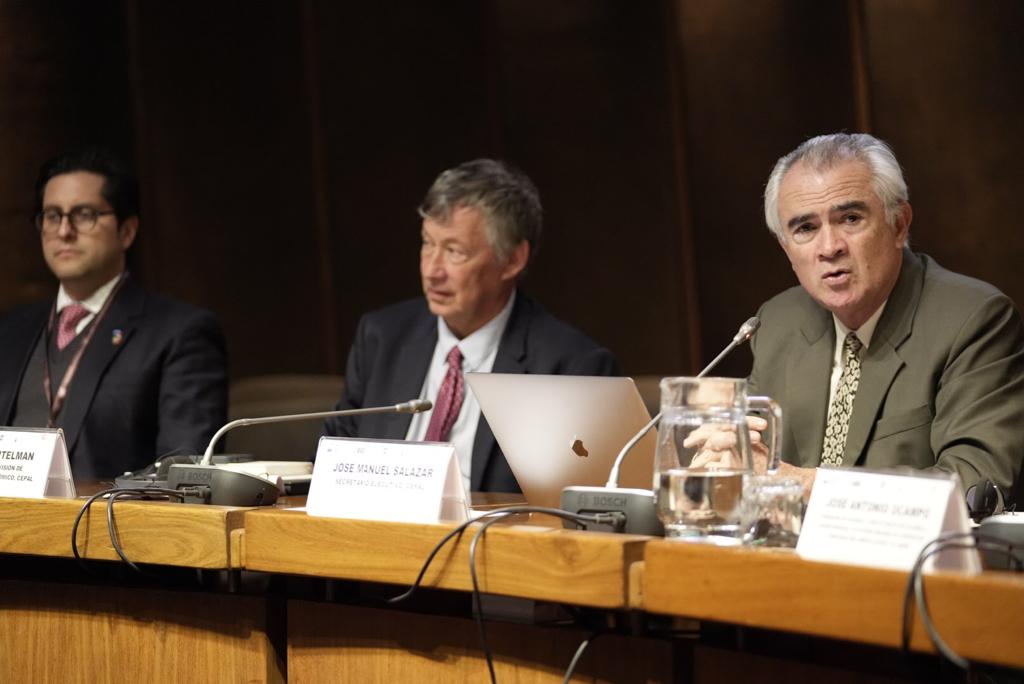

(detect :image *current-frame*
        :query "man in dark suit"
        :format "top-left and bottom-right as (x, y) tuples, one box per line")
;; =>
(0, 147), (228, 480)
(747, 133), (1024, 504)
(325, 159), (617, 492)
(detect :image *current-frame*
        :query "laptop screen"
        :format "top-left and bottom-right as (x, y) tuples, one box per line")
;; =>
(466, 373), (656, 508)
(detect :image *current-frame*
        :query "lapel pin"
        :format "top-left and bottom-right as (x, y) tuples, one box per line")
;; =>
(111, 329), (125, 346)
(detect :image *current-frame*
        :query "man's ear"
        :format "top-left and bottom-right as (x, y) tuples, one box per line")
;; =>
(501, 241), (530, 281)
(118, 216), (139, 251)
(894, 201), (913, 246)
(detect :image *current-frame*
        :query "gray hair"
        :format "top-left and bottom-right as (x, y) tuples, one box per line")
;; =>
(418, 158), (542, 263)
(763, 133), (909, 241)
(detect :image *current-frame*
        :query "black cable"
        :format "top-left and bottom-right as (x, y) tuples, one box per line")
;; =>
(387, 506), (616, 605)
(466, 507), (621, 684)
(915, 536), (1021, 670)
(109, 487), (193, 575)
(900, 532), (1004, 655)
(71, 488), (119, 572)
(107, 489), (142, 572)
(900, 532), (972, 654)
(386, 505), (620, 684)
(468, 513), (517, 683)
(901, 532), (1022, 671)
(385, 519), (475, 604)
(106, 489), (172, 574)
(562, 631), (602, 684)
(71, 486), (190, 575)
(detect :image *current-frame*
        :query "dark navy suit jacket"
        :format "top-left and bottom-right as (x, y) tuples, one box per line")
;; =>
(0, 277), (228, 479)
(324, 292), (619, 492)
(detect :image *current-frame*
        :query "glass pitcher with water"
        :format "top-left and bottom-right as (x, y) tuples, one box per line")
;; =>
(654, 377), (782, 543)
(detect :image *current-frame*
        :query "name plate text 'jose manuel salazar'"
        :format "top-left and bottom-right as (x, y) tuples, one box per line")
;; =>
(307, 437), (467, 523)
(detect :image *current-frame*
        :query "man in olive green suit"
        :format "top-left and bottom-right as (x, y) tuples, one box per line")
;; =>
(748, 133), (1024, 505)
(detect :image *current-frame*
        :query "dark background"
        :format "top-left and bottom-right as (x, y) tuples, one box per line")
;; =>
(2, 1), (1022, 381)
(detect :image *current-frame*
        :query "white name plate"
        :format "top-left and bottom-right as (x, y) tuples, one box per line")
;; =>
(307, 437), (467, 524)
(797, 468), (978, 574)
(0, 428), (76, 499)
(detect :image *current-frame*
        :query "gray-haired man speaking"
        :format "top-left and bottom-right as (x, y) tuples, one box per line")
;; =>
(748, 133), (1024, 506)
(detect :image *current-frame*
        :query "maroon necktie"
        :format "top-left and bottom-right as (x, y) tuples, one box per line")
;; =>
(424, 346), (464, 442)
(56, 304), (91, 351)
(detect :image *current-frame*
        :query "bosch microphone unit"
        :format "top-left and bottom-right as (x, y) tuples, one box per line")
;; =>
(164, 399), (432, 506)
(560, 317), (760, 535)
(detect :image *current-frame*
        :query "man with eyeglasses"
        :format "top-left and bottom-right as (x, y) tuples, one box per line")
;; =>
(324, 159), (617, 493)
(743, 133), (1024, 506)
(0, 147), (227, 479)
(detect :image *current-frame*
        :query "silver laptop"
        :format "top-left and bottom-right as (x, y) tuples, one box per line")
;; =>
(466, 373), (656, 508)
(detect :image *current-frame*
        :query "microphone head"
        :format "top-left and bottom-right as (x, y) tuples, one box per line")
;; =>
(733, 316), (761, 344)
(396, 399), (433, 413)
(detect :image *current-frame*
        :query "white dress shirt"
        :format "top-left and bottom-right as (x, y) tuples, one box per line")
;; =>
(405, 292), (516, 492)
(55, 273), (123, 334)
(827, 301), (887, 404)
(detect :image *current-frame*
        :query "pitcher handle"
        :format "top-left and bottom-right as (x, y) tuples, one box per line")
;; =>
(747, 396), (782, 474)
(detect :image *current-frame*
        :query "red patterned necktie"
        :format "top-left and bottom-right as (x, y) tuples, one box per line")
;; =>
(424, 346), (464, 442)
(56, 304), (91, 351)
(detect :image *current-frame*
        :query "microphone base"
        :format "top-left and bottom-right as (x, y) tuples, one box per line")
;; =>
(166, 464), (282, 506)
(560, 486), (664, 536)
(977, 514), (1024, 570)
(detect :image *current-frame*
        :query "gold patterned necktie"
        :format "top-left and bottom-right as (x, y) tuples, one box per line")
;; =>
(820, 332), (863, 467)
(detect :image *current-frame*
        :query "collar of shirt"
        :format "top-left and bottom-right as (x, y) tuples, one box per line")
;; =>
(435, 290), (516, 372)
(826, 300), (887, 404)
(408, 291), (516, 493)
(57, 273), (123, 315)
(831, 299), (887, 360)
(56, 273), (124, 334)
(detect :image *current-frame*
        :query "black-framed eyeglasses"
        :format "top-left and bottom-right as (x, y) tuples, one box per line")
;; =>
(34, 206), (116, 235)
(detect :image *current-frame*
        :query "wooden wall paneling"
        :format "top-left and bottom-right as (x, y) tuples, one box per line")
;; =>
(288, 601), (677, 683)
(492, 1), (694, 375)
(124, 2), (326, 377)
(846, 0), (873, 133)
(672, 0), (859, 378)
(312, 2), (495, 362)
(693, 645), (918, 684)
(861, 1), (1024, 308)
(298, 0), (340, 373)
(0, 581), (282, 683)
(0, 1), (134, 311)
(662, 0), (705, 375)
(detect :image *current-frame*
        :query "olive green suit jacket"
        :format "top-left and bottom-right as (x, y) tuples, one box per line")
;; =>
(749, 249), (1024, 502)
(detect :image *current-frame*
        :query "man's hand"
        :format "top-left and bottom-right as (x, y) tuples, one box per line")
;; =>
(685, 416), (767, 471)
(681, 416), (818, 500)
(775, 461), (817, 501)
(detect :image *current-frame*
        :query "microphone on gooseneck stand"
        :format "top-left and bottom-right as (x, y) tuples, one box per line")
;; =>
(161, 399), (433, 506)
(605, 317), (760, 489)
(560, 317), (760, 534)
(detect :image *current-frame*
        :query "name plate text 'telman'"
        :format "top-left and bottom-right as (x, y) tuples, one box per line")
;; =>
(0, 428), (75, 499)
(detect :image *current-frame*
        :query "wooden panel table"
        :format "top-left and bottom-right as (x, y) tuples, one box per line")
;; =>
(0, 494), (246, 566)
(242, 506), (674, 682)
(0, 495), (282, 683)
(243, 507), (647, 607)
(642, 540), (1024, 672)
